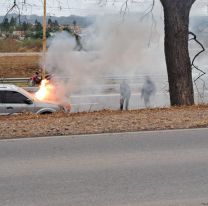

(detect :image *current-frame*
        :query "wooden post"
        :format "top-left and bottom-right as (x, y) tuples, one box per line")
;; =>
(42, 0), (47, 79)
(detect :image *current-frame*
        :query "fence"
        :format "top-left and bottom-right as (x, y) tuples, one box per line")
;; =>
(0, 77), (30, 84)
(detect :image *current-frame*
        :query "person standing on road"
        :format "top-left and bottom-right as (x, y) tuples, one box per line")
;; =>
(120, 80), (131, 111)
(141, 76), (156, 108)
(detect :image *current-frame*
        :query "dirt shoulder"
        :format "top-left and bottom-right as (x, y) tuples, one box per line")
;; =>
(1, 105), (208, 139)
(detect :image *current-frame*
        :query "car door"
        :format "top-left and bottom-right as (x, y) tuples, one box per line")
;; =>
(4, 91), (34, 114)
(0, 91), (6, 115)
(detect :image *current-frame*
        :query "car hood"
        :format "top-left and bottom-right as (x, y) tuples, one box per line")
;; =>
(33, 99), (60, 109)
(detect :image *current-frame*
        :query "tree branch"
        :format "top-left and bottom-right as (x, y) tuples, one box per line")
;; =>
(189, 31), (206, 82)
(120, 0), (130, 17)
(189, 31), (207, 101)
(3, 0), (21, 25)
(140, 0), (156, 47)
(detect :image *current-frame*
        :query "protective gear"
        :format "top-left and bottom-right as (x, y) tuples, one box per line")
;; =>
(120, 80), (131, 111)
(141, 76), (156, 108)
(29, 72), (41, 86)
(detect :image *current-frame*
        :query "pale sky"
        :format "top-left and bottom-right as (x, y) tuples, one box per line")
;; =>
(0, 0), (142, 16)
(0, 0), (207, 17)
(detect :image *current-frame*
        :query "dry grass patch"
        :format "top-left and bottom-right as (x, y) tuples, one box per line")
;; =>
(0, 56), (41, 78)
(1, 105), (208, 139)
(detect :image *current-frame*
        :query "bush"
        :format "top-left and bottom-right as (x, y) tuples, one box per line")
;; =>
(20, 39), (42, 52)
(0, 39), (20, 52)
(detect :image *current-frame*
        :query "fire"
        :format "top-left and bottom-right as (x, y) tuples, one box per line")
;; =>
(35, 79), (55, 101)
(35, 79), (71, 112)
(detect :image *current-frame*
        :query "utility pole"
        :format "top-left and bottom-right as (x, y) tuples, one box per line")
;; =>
(42, 0), (47, 79)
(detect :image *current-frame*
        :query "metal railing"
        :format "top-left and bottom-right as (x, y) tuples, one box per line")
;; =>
(0, 76), (168, 93)
(0, 75), (167, 84)
(0, 77), (30, 84)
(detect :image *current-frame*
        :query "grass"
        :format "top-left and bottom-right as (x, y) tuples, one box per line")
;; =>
(0, 55), (41, 78)
(19, 39), (42, 52)
(0, 39), (42, 53)
(1, 105), (208, 139)
(0, 39), (20, 52)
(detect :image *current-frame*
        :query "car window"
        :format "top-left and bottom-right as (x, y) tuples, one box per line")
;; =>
(0, 91), (5, 103)
(4, 91), (28, 104)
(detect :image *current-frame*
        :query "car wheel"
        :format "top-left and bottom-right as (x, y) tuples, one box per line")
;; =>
(40, 111), (53, 115)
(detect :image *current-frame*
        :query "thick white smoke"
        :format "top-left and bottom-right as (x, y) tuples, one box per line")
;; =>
(44, 14), (166, 93)
(40, 2), (208, 110)
(42, 14), (169, 111)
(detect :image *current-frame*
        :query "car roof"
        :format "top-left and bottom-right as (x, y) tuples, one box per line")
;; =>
(0, 84), (19, 90)
(0, 84), (34, 98)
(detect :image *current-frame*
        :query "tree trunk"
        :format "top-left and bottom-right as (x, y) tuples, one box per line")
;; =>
(160, 0), (196, 106)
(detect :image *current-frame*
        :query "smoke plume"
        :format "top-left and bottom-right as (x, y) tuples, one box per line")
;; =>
(43, 14), (167, 110)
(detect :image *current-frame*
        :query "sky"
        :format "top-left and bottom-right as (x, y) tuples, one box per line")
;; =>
(0, 0), (207, 17)
(0, 0), (146, 16)
(0, 0), (208, 16)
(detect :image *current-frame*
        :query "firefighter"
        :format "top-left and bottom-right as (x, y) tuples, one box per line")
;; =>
(29, 71), (41, 86)
(72, 20), (83, 51)
(141, 76), (156, 108)
(45, 73), (52, 81)
(74, 33), (83, 51)
(120, 80), (131, 111)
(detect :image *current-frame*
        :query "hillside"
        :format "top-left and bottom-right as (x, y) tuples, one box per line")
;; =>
(0, 14), (95, 28)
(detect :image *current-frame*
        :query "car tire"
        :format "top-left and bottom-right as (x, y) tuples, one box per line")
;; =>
(40, 111), (53, 115)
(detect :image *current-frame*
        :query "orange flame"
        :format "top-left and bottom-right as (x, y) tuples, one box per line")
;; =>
(35, 79), (55, 101)
(35, 79), (71, 112)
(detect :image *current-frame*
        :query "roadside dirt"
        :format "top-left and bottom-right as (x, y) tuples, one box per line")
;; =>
(1, 56), (208, 139)
(1, 105), (208, 139)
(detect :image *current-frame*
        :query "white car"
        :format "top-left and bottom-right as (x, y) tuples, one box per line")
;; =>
(0, 84), (66, 115)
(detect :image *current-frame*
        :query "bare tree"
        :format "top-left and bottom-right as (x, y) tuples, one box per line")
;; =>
(99, 0), (199, 106)
(3, 0), (21, 24)
(160, 0), (196, 106)
(189, 31), (207, 102)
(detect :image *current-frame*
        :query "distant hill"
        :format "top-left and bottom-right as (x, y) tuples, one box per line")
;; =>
(0, 14), (95, 27)
(1, 13), (208, 35)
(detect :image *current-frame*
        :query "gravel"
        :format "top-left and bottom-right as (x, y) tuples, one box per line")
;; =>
(1, 105), (208, 139)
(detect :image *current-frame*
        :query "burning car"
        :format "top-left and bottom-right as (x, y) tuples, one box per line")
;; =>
(0, 84), (70, 115)
(34, 79), (71, 110)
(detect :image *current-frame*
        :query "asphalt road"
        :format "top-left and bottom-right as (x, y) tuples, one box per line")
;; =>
(0, 52), (41, 57)
(1, 129), (208, 206)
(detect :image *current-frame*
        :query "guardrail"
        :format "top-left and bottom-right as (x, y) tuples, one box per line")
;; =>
(0, 75), (167, 84)
(0, 77), (30, 84)
(0, 76), (170, 98)
(0, 75), (168, 88)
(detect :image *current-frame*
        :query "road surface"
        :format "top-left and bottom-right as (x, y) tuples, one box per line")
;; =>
(0, 129), (208, 206)
(0, 52), (41, 57)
